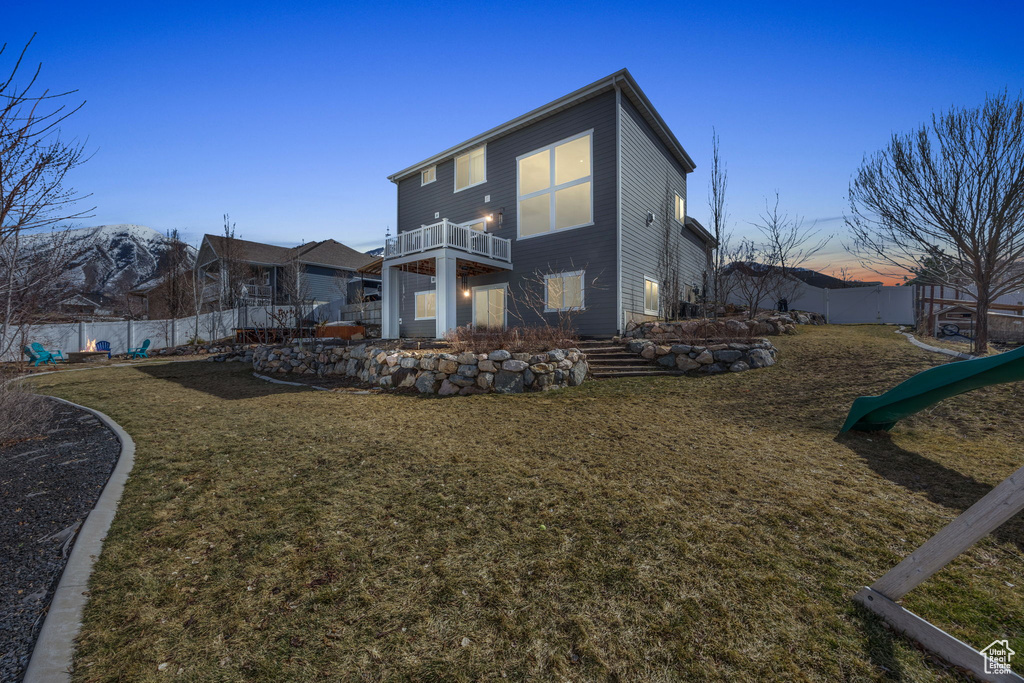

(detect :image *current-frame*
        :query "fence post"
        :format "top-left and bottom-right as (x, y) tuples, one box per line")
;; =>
(171, 318), (177, 348)
(127, 320), (134, 352)
(78, 321), (86, 351)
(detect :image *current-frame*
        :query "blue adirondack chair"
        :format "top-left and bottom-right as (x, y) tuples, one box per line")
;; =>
(23, 345), (56, 367)
(127, 339), (150, 359)
(96, 340), (112, 359)
(31, 342), (65, 363)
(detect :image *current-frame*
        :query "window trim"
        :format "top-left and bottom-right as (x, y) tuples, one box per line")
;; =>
(544, 270), (586, 313)
(674, 193), (686, 224)
(643, 276), (660, 316)
(421, 165), (436, 186)
(414, 289), (436, 321)
(471, 282), (508, 329)
(516, 129), (595, 241)
(453, 145), (487, 193)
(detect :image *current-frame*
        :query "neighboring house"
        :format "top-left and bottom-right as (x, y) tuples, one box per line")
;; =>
(195, 235), (380, 309)
(369, 68), (716, 339)
(57, 294), (111, 317)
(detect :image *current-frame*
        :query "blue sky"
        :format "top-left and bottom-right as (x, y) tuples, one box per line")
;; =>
(7, 1), (1023, 279)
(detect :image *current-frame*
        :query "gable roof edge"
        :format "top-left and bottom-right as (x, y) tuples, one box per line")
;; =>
(387, 69), (696, 183)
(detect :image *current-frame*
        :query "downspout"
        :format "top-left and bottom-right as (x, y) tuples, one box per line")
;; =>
(615, 80), (624, 335)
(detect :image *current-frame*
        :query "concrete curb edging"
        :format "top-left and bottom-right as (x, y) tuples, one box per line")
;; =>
(251, 372), (374, 394)
(895, 327), (976, 360)
(22, 397), (137, 683)
(252, 371), (331, 391)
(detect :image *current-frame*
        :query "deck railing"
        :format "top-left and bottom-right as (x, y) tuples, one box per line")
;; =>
(384, 219), (511, 263)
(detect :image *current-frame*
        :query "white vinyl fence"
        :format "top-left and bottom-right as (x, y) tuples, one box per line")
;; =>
(728, 281), (917, 325)
(2, 309), (242, 362)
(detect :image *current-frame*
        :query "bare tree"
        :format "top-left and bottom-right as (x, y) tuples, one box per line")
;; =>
(508, 263), (601, 341)
(847, 91), (1024, 353)
(158, 229), (195, 320)
(724, 240), (778, 320)
(278, 248), (315, 343)
(217, 214), (254, 309)
(0, 35), (93, 359)
(707, 129), (731, 317)
(657, 184), (685, 321)
(753, 192), (829, 306)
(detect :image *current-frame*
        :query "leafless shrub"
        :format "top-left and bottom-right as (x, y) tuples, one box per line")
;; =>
(0, 378), (52, 444)
(443, 325), (578, 354)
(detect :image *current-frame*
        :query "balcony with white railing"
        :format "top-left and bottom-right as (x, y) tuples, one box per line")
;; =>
(384, 219), (512, 264)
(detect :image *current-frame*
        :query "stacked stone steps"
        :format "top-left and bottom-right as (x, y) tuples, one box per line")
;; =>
(576, 340), (684, 379)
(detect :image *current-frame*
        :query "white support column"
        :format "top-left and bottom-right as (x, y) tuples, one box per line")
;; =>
(435, 255), (458, 339)
(381, 265), (400, 339)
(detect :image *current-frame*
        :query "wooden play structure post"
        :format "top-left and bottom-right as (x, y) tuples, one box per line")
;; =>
(855, 462), (1024, 681)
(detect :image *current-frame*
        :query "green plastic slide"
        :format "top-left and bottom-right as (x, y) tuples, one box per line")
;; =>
(841, 344), (1024, 432)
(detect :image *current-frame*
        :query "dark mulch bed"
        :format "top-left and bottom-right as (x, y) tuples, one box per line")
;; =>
(0, 401), (121, 682)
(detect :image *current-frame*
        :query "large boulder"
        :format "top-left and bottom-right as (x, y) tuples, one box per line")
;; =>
(449, 374), (476, 388)
(568, 361), (587, 386)
(438, 379), (460, 396)
(488, 349), (512, 362)
(415, 371), (439, 394)
(501, 359), (529, 372)
(457, 363), (479, 377)
(746, 348), (775, 368)
(493, 370), (524, 394)
(676, 356), (701, 372)
(714, 350), (743, 363)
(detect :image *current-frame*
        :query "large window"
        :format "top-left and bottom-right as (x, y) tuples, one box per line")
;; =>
(454, 146), (486, 192)
(421, 165), (436, 186)
(644, 277), (659, 316)
(415, 290), (436, 320)
(545, 271), (585, 312)
(674, 193), (686, 223)
(517, 131), (593, 238)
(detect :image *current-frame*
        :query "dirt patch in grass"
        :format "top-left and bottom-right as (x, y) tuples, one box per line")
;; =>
(28, 325), (1023, 681)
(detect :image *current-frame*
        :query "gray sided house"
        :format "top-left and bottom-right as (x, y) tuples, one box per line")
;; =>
(196, 235), (379, 309)
(375, 68), (715, 339)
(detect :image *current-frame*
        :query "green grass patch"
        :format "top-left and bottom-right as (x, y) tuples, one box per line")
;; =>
(30, 325), (1023, 681)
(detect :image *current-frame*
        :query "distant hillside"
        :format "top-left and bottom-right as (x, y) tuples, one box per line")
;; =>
(23, 224), (194, 299)
(364, 246), (384, 257)
(725, 262), (881, 288)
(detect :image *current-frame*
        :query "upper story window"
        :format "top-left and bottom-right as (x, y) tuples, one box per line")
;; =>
(674, 193), (685, 223)
(545, 270), (585, 312)
(517, 131), (593, 239)
(421, 166), (436, 186)
(454, 146), (486, 192)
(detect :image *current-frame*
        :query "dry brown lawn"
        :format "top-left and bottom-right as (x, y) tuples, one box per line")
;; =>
(29, 324), (1024, 681)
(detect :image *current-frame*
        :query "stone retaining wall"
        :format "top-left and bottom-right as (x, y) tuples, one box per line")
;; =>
(252, 343), (589, 395)
(625, 318), (796, 339)
(624, 338), (778, 374)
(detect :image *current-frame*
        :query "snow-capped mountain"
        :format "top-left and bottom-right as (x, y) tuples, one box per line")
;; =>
(25, 224), (194, 297)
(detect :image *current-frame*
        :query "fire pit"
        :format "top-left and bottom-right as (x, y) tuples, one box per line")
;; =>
(67, 351), (108, 364)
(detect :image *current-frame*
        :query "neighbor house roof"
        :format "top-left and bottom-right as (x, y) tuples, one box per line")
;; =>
(201, 235), (376, 271)
(387, 68), (696, 183)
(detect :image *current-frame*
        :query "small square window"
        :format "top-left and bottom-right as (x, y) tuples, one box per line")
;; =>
(421, 166), (436, 186)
